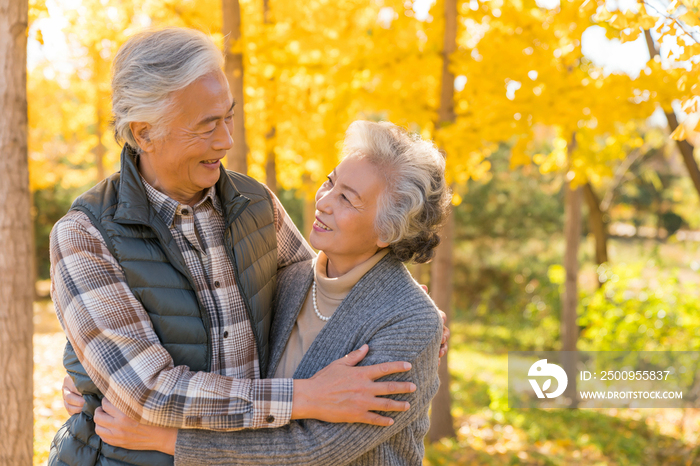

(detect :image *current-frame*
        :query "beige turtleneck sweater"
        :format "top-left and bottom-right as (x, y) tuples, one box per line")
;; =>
(273, 248), (390, 378)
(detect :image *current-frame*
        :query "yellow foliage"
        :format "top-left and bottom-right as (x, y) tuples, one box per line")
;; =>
(26, 0), (684, 202)
(670, 123), (688, 141)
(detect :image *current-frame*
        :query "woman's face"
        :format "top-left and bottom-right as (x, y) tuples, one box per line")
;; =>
(310, 156), (389, 273)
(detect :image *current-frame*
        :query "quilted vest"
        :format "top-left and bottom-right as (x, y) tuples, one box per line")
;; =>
(49, 146), (277, 466)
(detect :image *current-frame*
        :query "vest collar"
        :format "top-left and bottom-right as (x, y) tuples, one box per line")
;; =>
(113, 145), (152, 225)
(113, 145), (251, 227)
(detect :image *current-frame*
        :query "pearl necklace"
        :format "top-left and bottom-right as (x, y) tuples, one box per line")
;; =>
(312, 281), (331, 322)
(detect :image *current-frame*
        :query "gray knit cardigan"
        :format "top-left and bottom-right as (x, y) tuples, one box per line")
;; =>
(174, 254), (443, 466)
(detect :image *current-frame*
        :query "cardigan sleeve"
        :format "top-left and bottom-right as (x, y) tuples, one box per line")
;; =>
(174, 303), (443, 465)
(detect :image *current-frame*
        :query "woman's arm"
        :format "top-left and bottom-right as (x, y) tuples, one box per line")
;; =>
(87, 341), (421, 456)
(172, 310), (442, 465)
(169, 297), (443, 465)
(91, 312), (440, 464)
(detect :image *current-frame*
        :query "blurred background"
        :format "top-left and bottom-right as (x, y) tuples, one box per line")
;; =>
(18, 0), (700, 464)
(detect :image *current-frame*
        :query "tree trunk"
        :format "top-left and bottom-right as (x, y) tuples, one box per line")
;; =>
(583, 182), (607, 268)
(562, 177), (581, 407)
(262, 0), (277, 194)
(665, 110), (700, 198)
(428, 207), (456, 441)
(265, 125), (277, 194)
(428, 0), (458, 442)
(223, 0), (247, 174)
(95, 100), (106, 183)
(644, 30), (700, 200)
(0, 1), (34, 464)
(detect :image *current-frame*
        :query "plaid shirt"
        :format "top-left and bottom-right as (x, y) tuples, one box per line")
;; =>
(50, 178), (315, 431)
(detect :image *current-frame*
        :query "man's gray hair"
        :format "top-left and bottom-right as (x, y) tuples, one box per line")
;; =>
(343, 120), (451, 264)
(112, 28), (224, 149)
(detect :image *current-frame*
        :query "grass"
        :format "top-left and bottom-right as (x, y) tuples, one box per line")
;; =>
(423, 320), (700, 466)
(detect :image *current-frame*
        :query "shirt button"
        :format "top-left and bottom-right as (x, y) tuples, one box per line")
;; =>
(266, 415), (275, 423)
(181, 208), (189, 215)
(214, 281), (221, 288)
(223, 331), (229, 338)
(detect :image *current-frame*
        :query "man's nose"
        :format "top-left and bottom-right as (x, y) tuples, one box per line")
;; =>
(212, 121), (233, 151)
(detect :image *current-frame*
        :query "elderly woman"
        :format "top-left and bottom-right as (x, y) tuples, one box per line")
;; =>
(63, 120), (451, 465)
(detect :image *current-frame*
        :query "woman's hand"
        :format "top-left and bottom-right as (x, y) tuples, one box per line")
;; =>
(94, 398), (178, 455)
(62, 375), (85, 415)
(292, 344), (416, 426)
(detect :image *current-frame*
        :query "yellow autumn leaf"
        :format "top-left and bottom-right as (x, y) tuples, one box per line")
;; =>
(637, 14), (658, 30)
(593, 8), (613, 22)
(679, 11), (700, 28)
(609, 14), (629, 30)
(682, 98), (698, 113)
(670, 124), (688, 141)
(621, 28), (641, 43)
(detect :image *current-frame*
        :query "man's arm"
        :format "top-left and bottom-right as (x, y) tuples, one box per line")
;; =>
(51, 211), (294, 430)
(173, 307), (443, 465)
(89, 308), (441, 463)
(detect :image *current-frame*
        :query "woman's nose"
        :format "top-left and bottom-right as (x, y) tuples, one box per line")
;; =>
(315, 189), (332, 214)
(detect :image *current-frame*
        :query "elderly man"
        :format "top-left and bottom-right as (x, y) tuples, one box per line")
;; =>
(48, 28), (443, 466)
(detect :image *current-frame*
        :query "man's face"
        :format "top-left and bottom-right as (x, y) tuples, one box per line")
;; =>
(144, 70), (234, 203)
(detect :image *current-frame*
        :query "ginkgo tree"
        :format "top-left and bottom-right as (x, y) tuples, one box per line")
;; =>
(593, 0), (700, 198)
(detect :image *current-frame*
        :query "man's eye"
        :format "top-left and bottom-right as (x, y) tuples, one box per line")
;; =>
(224, 115), (233, 122)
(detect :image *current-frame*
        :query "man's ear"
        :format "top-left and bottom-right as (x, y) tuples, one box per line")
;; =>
(129, 122), (154, 153)
(377, 239), (390, 249)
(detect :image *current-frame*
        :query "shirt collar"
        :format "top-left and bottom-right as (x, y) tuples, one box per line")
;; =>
(140, 176), (221, 227)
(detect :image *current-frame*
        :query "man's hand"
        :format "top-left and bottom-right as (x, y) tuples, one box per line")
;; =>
(420, 284), (449, 360)
(291, 344), (415, 426)
(437, 309), (450, 359)
(62, 375), (85, 415)
(94, 398), (177, 455)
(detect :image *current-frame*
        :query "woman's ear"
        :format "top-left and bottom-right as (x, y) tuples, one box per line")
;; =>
(129, 122), (154, 154)
(376, 239), (390, 249)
